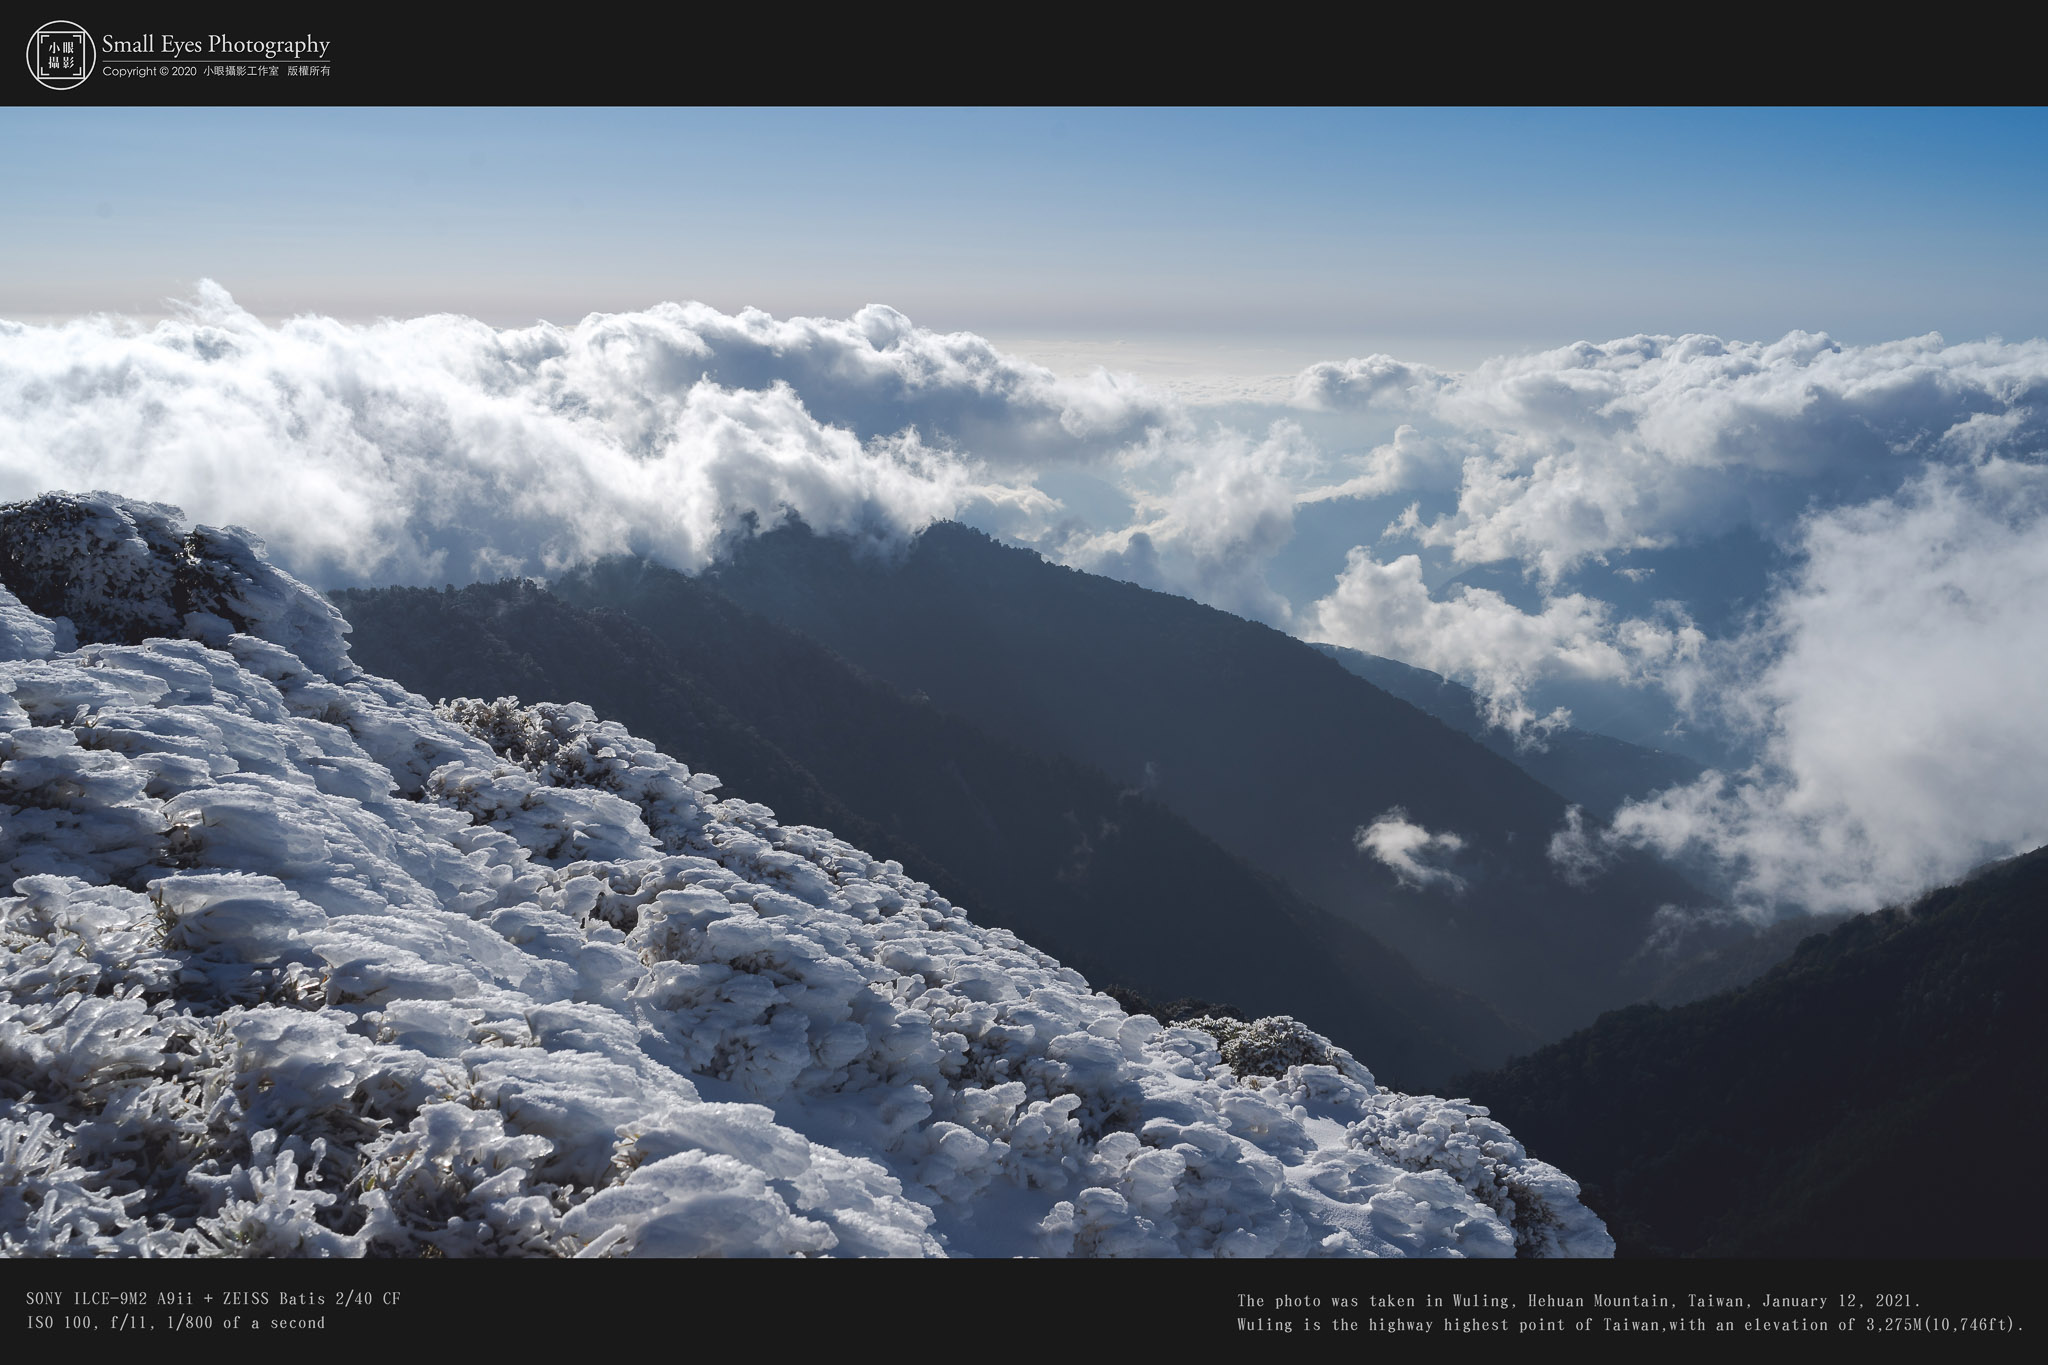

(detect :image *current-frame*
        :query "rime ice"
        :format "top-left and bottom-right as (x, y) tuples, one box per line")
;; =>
(0, 493), (1611, 1258)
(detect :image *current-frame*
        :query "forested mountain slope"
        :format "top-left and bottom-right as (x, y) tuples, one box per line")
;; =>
(1462, 845), (2048, 1257)
(684, 521), (1703, 1040)
(1309, 642), (1704, 819)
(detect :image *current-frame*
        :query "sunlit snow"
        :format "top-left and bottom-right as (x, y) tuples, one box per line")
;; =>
(0, 492), (1609, 1258)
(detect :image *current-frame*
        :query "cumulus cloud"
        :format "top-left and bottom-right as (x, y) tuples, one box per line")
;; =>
(1291, 355), (1455, 412)
(536, 298), (1173, 467)
(1329, 329), (2048, 582)
(1605, 460), (2048, 916)
(1355, 808), (1467, 892)
(1298, 424), (1474, 505)
(1289, 328), (2048, 920)
(0, 284), (1149, 588)
(1054, 420), (1319, 624)
(1309, 548), (1703, 736)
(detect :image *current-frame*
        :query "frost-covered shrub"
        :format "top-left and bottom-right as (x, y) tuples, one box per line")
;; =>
(0, 493), (353, 677)
(1344, 1091), (1611, 1257)
(1183, 1014), (1358, 1081)
(0, 493), (1613, 1258)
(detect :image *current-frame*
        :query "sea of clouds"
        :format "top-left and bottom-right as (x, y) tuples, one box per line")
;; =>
(4, 286), (2043, 920)
(1295, 333), (2048, 917)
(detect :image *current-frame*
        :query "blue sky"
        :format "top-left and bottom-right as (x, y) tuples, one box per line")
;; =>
(5, 107), (2045, 365)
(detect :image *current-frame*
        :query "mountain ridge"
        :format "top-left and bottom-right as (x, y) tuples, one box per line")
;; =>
(691, 519), (1706, 1040)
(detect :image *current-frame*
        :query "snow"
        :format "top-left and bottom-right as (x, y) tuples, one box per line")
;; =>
(0, 491), (1612, 1258)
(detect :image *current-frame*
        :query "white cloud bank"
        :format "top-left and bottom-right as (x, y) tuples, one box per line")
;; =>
(1301, 330), (2048, 918)
(1292, 355), (1456, 413)
(1307, 326), (2041, 582)
(1367, 330), (2048, 581)
(1604, 459), (2048, 916)
(7, 288), (2046, 923)
(1302, 331), (2048, 728)
(1310, 549), (1703, 735)
(1056, 420), (1318, 624)
(0, 284), (1177, 589)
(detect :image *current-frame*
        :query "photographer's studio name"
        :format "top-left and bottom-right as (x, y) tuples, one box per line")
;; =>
(101, 33), (330, 61)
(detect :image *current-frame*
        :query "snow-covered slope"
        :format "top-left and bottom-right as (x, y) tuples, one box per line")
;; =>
(0, 492), (1611, 1258)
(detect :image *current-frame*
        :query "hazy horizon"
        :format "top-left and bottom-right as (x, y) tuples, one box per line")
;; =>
(7, 107), (2047, 351)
